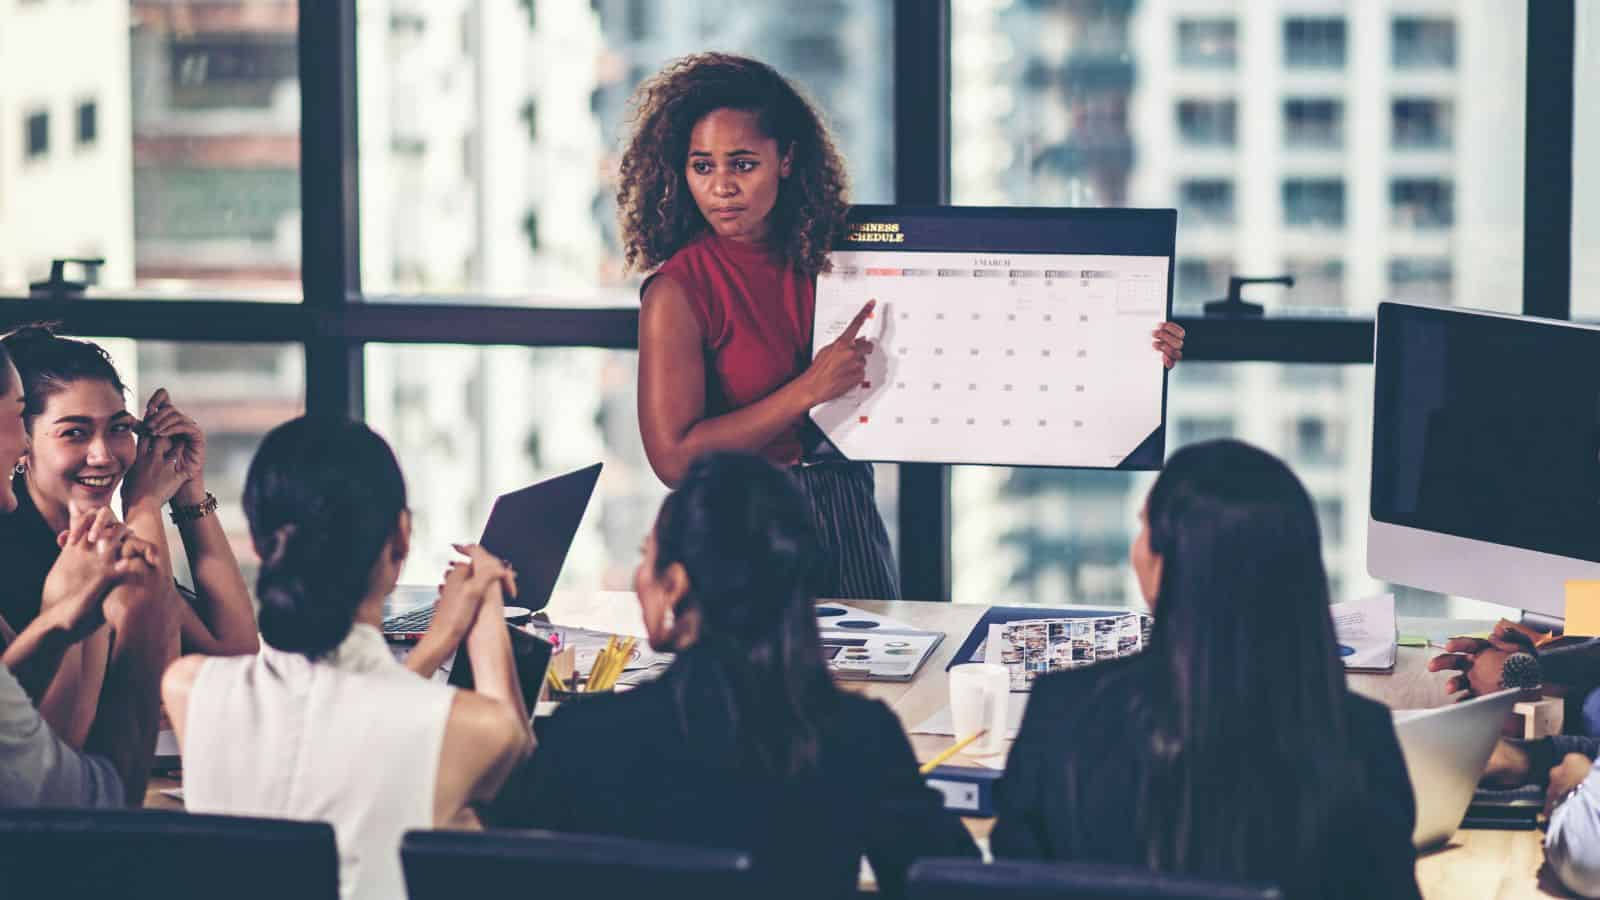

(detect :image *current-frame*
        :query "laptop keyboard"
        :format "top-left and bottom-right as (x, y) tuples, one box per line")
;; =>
(383, 605), (435, 634)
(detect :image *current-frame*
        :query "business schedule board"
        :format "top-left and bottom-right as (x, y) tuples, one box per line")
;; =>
(809, 206), (1175, 470)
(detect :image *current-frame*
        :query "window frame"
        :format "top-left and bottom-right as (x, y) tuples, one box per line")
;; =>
(0, 0), (1576, 603)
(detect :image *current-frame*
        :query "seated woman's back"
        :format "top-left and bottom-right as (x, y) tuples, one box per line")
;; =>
(994, 656), (1416, 899)
(494, 453), (976, 898)
(163, 417), (531, 900)
(991, 440), (1421, 900)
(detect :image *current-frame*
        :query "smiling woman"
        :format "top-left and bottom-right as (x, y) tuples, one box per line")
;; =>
(0, 325), (258, 657)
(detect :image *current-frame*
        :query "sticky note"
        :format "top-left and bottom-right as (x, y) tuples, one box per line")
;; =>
(1564, 581), (1600, 637)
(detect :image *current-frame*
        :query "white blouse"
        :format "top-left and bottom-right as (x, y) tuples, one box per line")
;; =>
(181, 623), (456, 900)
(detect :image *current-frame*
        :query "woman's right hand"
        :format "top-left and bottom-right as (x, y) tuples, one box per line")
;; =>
(428, 544), (518, 644)
(802, 300), (876, 406)
(120, 431), (188, 513)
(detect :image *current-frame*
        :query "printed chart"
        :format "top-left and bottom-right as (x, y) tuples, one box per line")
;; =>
(810, 250), (1169, 468)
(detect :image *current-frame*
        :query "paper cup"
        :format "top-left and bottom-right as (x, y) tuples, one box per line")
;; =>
(949, 662), (1010, 757)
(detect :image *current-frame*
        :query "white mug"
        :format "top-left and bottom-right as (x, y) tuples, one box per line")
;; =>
(948, 663), (1010, 757)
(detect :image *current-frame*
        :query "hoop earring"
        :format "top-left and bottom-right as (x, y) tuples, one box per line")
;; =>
(12, 462), (24, 477)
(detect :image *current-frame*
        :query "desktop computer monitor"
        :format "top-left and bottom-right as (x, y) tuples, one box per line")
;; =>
(1369, 302), (1600, 618)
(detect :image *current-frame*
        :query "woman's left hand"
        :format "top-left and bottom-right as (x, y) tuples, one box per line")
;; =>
(1547, 753), (1595, 815)
(1153, 322), (1185, 369)
(140, 389), (208, 504)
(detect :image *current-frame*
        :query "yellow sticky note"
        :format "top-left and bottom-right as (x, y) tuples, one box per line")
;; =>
(1565, 581), (1600, 637)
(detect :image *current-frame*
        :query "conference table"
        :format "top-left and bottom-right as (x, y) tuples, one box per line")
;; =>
(146, 593), (1564, 898)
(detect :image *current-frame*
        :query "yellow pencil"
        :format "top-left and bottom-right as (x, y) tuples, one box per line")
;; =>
(918, 730), (987, 775)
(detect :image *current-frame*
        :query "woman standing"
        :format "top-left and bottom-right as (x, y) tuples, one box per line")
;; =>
(623, 53), (1185, 600)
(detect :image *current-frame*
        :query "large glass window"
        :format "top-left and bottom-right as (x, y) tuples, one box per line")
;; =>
(364, 344), (899, 595)
(0, 1), (302, 298)
(950, 1), (1528, 617)
(356, 0), (893, 304)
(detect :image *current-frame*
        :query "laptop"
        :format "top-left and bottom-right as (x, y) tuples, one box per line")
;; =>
(382, 462), (602, 641)
(1392, 688), (1522, 848)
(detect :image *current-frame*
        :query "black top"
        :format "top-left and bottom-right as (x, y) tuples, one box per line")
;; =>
(492, 661), (979, 898)
(0, 475), (62, 631)
(991, 655), (1422, 900)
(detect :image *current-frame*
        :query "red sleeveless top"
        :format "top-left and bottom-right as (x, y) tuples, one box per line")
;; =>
(650, 233), (814, 465)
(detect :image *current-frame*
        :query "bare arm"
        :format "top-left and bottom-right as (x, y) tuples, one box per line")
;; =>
(89, 575), (178, 805)
(637, 277), (875, 486)
(139, 390), (256, 656)
(168, 485), (258, 655)
(1, 612), (77, 704)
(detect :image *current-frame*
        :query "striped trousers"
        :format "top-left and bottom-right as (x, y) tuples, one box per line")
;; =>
(790, 462), (901, 601)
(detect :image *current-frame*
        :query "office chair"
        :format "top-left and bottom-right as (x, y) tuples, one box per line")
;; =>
(0, 808), (338, 900)
(403, 828), (756, 899)
(908, 858), (1283, 900)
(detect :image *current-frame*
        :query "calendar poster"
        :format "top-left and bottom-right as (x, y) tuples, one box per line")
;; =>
(810, 206), (1175, 470)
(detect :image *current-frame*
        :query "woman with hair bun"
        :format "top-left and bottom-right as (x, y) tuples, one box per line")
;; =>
(623, 53), (1185, 600)
(162, 416), (532, 900)
(496, 452), (977, 898)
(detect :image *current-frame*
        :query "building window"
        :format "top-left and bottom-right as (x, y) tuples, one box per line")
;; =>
(171, 34), (299, 109)
(1390, 178), (1454, 229)
(1283, 179), (1345, 228)
(1317, 497), (1346, 546)
(1388, 257), (1454, 304)
(1393, 17), (1456, 69)
(520, 98), (538, 141)
(76, 100), (97, 147)
(1177, 19), (1236, 69)
(24, 110), (49, 159)
(1283, 258), (1345, 309)
(1175, 257), (1234, 307)
(1179, 179), (1234, 226)
(1392, 98), (1454, 149)
(1285, 18), (1346, 69)
(1176, 99), (1236, 147)
(1285, 98), (1343, 149)
(1176, 416), (1235, 447)
(1292, 416), (1344, 465)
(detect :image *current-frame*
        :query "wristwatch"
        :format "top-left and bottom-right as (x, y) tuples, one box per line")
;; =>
(169, 492), (218, 524)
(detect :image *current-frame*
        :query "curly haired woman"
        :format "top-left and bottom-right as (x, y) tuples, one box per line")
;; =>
(621, 53), (1185, 600)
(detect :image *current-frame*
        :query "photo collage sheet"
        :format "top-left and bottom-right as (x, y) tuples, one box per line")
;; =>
(987, 612), (1154, 691)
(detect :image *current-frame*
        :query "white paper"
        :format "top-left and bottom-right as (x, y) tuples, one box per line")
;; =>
(811, 250), (1168, 467)
(1332, 592), (1398, 671)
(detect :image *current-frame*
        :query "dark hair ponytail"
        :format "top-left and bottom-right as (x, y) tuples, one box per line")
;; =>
(653, 452), (837, 776)
(1, 323), (128, 425)
(244, 416), (407, 659)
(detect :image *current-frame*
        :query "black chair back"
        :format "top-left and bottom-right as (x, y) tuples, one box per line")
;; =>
(908, 858), (1283, 900)
(402, 828), (756, 899)
(0, 808), (338, 900)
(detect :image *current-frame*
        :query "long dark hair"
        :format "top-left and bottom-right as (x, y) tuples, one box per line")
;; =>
(1, 324), (127, 427)
(652, 452), (838, 776)
(618, 53), (850, 278)
(243, 416), (407, 659)
(1123, 440), (1356, 886)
